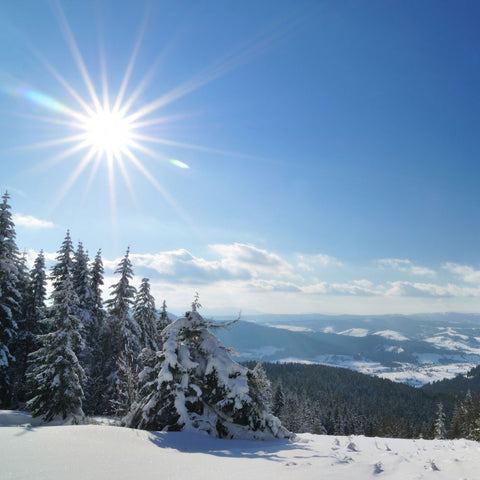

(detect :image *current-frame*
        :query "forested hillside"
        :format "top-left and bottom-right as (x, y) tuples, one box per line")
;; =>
(252, 362), (480, 439)
(423, 365), (480, 396)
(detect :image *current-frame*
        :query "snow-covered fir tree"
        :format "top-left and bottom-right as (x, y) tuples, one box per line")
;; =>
(272, 382), (285, 417)
(8, 252), (30, 406)
(125, 300), (291, 439)
(157, 299), (170, 344)
(72, 243), (93, 348)
(434, 402), (446, 439)
(84, 249), (106, 414)
(89, 250), (105, 329)
(133, 278), (158, 352)
(103, 248), (140, 416)
(250, 362), (273, 412)
(0, 193), (21, 407)
(27, 237), (85, 423)
(72, 242), (95, 391)
(51, 231), (74, 288)
(10, 251), (48, 406)
(450, 391), (480, 439)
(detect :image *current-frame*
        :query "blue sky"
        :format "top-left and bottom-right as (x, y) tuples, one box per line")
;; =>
(1, 0), (480, 315)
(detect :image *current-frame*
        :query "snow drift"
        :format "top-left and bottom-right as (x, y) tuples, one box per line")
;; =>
(1, 410), (480, 480)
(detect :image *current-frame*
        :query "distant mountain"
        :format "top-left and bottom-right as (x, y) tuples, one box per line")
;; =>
(213, 313), (480, 386)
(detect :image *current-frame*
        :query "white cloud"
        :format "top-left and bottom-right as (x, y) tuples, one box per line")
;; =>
(443, 263), (480, 283)
(247, 279), (302, 293)
(13, 214), (54, 229)
(210, 243), (296, 278)
(296, 253), (343, 271)
(302, 279), (380, 296)
(58, 243), (480, 313)
(103, 244), (296, 285)
(377, 258), (435, 276)
(127, 249), (250, 284)
(385, 281), (478, 298)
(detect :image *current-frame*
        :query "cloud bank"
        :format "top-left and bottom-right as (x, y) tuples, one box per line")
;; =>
(33, 242), (480, 314)
(13, 214), (54, 229)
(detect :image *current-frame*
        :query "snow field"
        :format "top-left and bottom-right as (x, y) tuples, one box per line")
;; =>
(1, 411), (480, 480)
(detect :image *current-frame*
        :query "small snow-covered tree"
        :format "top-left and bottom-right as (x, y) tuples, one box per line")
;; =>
(72, 243), (93, 367)
(51, 231), (74, 288)
(434, 402), (446, 440)
(272, 382), (285, 417)
(250, 362), (272, 412)
(103, 248), (140, 415)
(27, 245), (85, 423)
(157, 299), (170, 345)
(0, 192), (21, 407)
(28, 251), (48, 331)
(84, 249), (106, 414)
(133, 278), (158, 352)
(10, 251), (47, 406)
(126, 303), (291, 439)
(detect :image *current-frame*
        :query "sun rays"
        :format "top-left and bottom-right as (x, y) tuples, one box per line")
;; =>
(5, 0), (301, 223)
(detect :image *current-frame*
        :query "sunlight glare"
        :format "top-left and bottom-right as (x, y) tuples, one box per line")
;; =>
(83, 108), (133, 157)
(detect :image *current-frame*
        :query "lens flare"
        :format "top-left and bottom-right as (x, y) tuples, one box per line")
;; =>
(169, 159), (190, 169)
(6, 0), (292, 220)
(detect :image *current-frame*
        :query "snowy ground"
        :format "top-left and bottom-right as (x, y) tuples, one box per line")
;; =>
(1, 411), (480, 479)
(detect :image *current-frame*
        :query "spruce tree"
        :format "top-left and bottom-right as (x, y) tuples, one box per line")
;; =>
(133, 278), (158, 352)
(434, 402), (446, 439)
(103, 248), (140, 416)
(51, 231), (74, 288)
(0, 192), (21, 407)
(84, 249), (106, 414)
(27, 235), (85, 422)
(126, 300), (291, 439)
(157, 299), (170, 345)
(250, 362), (273, 412)
(72, 243), (94, 378)
(272, 382), (285, 417)
(10, 251), (44, 406)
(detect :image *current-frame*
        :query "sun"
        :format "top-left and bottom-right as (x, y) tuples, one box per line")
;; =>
(82, 107), (133, 158)
(9, 0), (285, 217)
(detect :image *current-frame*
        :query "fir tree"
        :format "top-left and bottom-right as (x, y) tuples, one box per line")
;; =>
(9, 252), (35, 406)
(28, 251), (48, 328)
(126, 303), (291, 439)
(272, 382), (285, 417)
(51, 231), (74, 288)
(84, 249), (106, 414)
(133, 278), (158, 352)
(27, 239), (85, 422)
(72, 242), (94, 391)
(72, 243), (93, 342)
(0, 192), (21, 407)
(89, 250), (105, 324)
(250, 362), (273, 412)
(157, 299), (170, 345)
(450, 391), (480, 439)
(434, 402), (446, 439)
(103, 248), (140, 416)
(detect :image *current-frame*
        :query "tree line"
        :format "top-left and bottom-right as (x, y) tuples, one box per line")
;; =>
(0, 191), (168, 416)
(1, 191), (479, 440)
(0, 193), (289, 439)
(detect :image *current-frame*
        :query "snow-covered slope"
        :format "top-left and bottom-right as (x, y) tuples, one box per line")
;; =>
(215, 313), (480, 386)
(1, 411), (479, 480)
